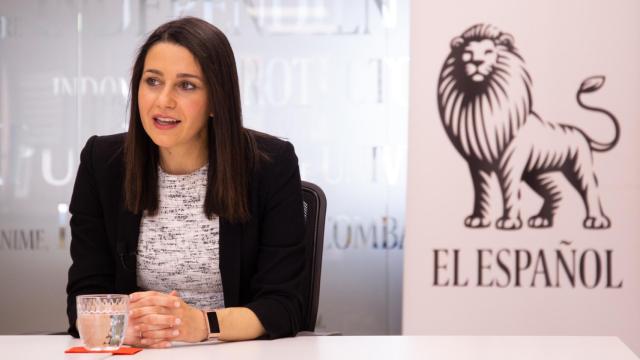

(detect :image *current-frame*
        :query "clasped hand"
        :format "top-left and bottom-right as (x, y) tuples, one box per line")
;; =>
(124, 290), (207, 348)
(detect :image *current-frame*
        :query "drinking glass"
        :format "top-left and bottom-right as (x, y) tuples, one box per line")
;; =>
(76, 294), (129, 351)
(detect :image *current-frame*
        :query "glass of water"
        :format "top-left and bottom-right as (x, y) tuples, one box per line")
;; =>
(76, 294), (129, 351)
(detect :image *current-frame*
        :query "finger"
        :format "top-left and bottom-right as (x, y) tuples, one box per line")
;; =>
(142, 328), (180, 340)
(130, 290), (180, 302)
(124, 332), (142, 346)
(131, 336), (146, 348)
(125, 330), (145, 347)
(135, 313), (182, 328)
(124, 318), (142, 345)
(129, 300), (163, 310)
(129, 305), (171, 318)
(131, 294), (181, 309)
(130, 291), (178, 303)
(148, 340), (172, 349)
(140, 337), (166, 347)
(134, 323), (171, 332)
(129, 291), (162, 302)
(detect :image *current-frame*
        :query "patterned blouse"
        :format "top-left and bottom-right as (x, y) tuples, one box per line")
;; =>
(136, 163), (224, 311)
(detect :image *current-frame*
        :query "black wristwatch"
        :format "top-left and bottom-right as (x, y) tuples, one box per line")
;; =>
(205, 310), (221, 339)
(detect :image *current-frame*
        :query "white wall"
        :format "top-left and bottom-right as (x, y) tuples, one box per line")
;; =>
(404, 0), (640, 355)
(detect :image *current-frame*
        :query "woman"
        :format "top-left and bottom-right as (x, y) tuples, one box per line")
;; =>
(66, 17), (306, 348)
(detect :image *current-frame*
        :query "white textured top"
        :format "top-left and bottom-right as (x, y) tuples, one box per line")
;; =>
(136, 163), (224, 311)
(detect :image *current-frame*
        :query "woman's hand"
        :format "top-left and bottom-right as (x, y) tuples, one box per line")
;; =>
(123, 290), (179, 348)
(126, 290), (208, 348)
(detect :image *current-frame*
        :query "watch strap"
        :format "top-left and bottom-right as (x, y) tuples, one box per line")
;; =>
(206, 310), (220, 337)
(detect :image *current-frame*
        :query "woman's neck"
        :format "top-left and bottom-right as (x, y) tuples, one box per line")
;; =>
(159, 144), (208, 175)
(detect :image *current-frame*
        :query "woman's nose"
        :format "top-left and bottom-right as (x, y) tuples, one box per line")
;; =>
(156, 87), (177, 109)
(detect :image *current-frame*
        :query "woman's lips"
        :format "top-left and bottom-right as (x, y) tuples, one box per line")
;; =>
(153, 116), (181, 130)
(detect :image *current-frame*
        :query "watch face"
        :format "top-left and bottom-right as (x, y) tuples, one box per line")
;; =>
(207, 311), (220, 334)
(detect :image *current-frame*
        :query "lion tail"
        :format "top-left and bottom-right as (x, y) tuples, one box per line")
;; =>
(576, 75), (620, 152)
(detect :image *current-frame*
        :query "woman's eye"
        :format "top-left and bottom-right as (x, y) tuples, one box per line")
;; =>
(485, 49), (494, 55)
(145, 77), (160, 86)
(179, 81), (196, 90)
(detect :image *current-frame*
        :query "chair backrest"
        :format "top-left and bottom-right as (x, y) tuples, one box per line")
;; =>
(300, 181), (327, 331)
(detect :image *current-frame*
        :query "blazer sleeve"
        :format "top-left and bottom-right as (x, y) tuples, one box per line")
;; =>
(66, 135), (117, 337)
(245, 141), (307, 338)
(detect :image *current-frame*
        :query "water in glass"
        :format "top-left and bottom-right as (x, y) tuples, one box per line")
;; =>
(76, 294), (129, 351)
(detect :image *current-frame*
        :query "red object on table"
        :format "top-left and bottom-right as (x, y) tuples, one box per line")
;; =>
(65, 346), (142, 355)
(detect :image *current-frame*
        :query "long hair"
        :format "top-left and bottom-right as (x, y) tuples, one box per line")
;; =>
(124, 17), (262, 223)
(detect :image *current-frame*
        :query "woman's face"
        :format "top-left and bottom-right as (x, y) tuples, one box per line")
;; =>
(138, 42), (210, 155)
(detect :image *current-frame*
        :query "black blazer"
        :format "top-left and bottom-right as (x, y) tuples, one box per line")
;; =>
(66, 132), (306, 339)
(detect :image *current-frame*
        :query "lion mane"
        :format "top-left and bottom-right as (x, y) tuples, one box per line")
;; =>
(437, 24), (532, 164)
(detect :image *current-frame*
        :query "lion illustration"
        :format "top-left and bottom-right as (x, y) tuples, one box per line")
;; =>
(437, 24), (619, 230)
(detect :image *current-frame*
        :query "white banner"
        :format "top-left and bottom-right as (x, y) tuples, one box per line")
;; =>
(404, 0), (640, 355)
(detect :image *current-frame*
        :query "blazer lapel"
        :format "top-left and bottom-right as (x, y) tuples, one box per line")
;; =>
(116, 208), (142, 293)
(219, 218), (242, 307)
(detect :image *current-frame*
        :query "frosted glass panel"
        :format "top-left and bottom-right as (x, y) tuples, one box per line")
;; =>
(0, 0), (408, 335)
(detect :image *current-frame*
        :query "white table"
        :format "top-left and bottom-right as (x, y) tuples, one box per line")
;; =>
(0, 335), (637, 360)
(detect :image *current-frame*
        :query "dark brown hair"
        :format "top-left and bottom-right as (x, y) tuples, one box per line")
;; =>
(124, 17), (262, 223)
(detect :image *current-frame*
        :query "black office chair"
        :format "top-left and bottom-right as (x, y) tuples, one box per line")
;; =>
(300, 181), (327, 332)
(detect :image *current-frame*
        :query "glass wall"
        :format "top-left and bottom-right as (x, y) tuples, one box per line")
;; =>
(0, 0), (408, 335)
